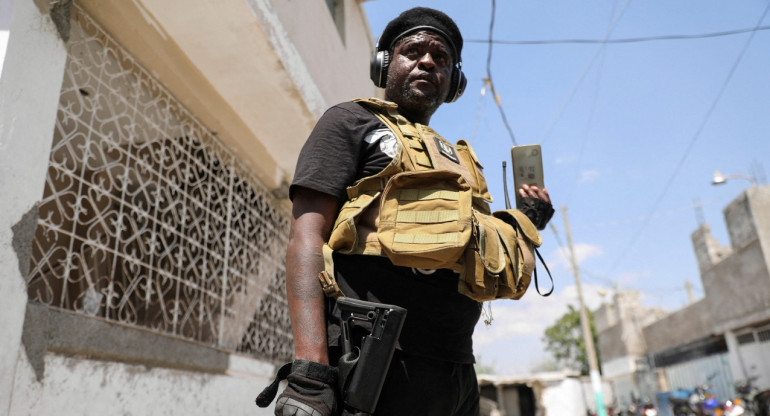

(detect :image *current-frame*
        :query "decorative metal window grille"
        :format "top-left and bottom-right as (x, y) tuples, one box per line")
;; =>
(757, 327), (770, 343)
(736, 332), (756, 345)
(26, 7), (293, 363)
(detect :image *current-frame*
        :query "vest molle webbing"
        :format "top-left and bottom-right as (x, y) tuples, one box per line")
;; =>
(319, 98), (542, 302)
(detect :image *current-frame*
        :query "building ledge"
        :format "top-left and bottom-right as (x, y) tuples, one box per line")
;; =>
(21, 302), (274, 381)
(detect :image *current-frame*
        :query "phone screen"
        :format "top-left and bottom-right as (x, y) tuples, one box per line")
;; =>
(511, 144), (544, 209)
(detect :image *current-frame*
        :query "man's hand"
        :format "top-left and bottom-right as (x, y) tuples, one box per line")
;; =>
(275, 360), (339, 416)
(518, 184), (554, 230)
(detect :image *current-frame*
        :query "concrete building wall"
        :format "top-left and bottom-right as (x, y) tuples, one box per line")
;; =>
(600, 186), (770, 408)
(71, 0), (377, 193)
(748, 186), (770, 274)
(11, 304), (275, 415)
(692, 223), (732, 273)
(598, 324), (627, 362)
(702, 237), (770, 333)
(1, 1), (377, 414)
(702, 187), (770, 333)
(596, 291), (665, 372)
(602, 356), (636, 379)
(270, 0), (376, 107)
(594, 302), (617, 333)
(1, 0), (69, 409)
(642, 299), (714, 359)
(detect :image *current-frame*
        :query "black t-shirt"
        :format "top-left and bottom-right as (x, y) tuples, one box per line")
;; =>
(290, 102), (397, 201)
(290, 101), (481, 364)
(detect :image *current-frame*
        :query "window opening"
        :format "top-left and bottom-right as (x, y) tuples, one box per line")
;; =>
(26, 6), (293, 363)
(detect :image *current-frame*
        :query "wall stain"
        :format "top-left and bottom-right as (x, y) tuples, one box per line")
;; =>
(49, 0), (72, 42)
(11, 203), (38, 280)
(21, 303), (49, 382)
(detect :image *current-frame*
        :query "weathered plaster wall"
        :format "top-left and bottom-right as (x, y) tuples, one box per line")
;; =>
(260, 0), (376, 112)
(594, 302), (616, 333)
(598, 324), (627, 362)
(643, 299), (714, 354)
(0, 0), (68, 410)
(703, 239), (770, 333)
(10, 352), (274, 415)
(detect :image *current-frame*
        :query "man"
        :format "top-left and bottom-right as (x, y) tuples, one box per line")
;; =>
(274, 7), (552, 416)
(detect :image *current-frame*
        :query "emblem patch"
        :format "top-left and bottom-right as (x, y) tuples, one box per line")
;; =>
(434, 136), (459, 164)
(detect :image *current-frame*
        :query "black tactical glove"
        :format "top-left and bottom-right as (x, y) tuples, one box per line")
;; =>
(256, 360), (339, 416)
(519, 196), (555, 230)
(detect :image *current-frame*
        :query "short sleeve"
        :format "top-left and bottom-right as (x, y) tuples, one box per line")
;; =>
(290, 103), (386, 201)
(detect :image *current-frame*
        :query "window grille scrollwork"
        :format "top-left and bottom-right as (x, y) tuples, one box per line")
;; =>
(27, 7), (293, 363)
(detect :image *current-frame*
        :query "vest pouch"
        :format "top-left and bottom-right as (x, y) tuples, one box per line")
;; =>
(457, 210), (506, 301)
(328, 191), (381, 254)
(458, 209), (540, 302)
(378, 170), (473, 269)
(492, 209), (540, 299)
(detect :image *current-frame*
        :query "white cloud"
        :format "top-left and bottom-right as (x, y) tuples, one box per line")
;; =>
(545, 242), (604, 273)
(578, 169), (600, 183)
(472, 280), (611, 374)
(469, 238), (609, 374)
(615, 270), (650, 287)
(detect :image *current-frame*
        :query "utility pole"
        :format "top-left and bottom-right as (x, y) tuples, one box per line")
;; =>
(562, 205), (607, 416)
(685, 280), (695, 304)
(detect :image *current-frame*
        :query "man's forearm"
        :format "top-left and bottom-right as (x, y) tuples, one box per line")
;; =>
(286, 237), (329, 364)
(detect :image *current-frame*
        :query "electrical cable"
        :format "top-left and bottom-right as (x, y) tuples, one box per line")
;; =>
(483, 0), (518, 145)
(565, 1), (618, 205)
(538, 0), (633, 145)
(564, 46), (607, 205)
(466, 25), (770, 46)
(604, 1), (770, 277)
(572, 197), (727, 230)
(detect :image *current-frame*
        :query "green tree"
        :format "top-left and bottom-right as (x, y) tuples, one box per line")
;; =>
(542, 304), (601, 376)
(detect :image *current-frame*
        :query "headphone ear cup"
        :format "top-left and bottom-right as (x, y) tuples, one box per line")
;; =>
(445, 70), (467, 103)
(370, 50), (390, 88)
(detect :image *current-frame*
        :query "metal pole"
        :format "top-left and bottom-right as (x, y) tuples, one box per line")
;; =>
(562, 205), (607, 416)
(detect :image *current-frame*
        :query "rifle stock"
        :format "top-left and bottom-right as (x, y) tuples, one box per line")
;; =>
(336, 297), (407, 415)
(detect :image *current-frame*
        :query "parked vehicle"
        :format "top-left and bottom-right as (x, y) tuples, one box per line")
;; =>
(625, 398), (658, 416)
(755, 390), (770, 416)
(725, 377), (770, 416)
(668, 377), (720, 416)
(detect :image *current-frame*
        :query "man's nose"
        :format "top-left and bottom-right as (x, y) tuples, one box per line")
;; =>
(417, 53), (435, 70)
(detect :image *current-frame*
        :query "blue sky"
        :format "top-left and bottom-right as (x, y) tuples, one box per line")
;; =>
(363, 0), (770, 374)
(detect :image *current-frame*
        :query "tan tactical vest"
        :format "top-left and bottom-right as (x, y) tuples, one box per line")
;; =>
(318, 98), (542, 302)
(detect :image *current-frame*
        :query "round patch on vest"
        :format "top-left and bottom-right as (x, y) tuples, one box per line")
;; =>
(364, 128), (398, 158)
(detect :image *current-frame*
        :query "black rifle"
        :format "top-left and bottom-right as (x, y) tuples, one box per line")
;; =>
(336, 297), (407, 416)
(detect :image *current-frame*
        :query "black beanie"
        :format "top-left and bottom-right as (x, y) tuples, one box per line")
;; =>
(377, 7), (463, 63)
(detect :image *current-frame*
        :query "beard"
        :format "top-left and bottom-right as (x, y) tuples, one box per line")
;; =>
(393, 76), (444, 116)
(400, 81), (441, 109)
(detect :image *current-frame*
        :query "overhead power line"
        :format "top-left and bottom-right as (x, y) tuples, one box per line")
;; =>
(604, 2), (770, 277)
(538, 0), (633, 145)
(467, 25), (770, 46)
(484, 0), (518, 145)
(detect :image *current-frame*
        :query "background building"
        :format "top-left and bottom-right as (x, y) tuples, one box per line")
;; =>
(595, 185), (770, 411)
(1, 0), (376, 414)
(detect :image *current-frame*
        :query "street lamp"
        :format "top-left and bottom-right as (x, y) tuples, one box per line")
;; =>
(711, 170), (757, 186)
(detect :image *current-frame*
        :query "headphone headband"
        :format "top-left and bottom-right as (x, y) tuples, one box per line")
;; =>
(370, 25), (466, 103)
(377, 25), (461, 68)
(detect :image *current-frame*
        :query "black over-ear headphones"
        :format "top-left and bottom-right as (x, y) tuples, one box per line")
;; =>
(370, 26), (467, 103)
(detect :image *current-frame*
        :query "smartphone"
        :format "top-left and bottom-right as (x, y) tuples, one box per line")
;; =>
(511, 144), (544, 209)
